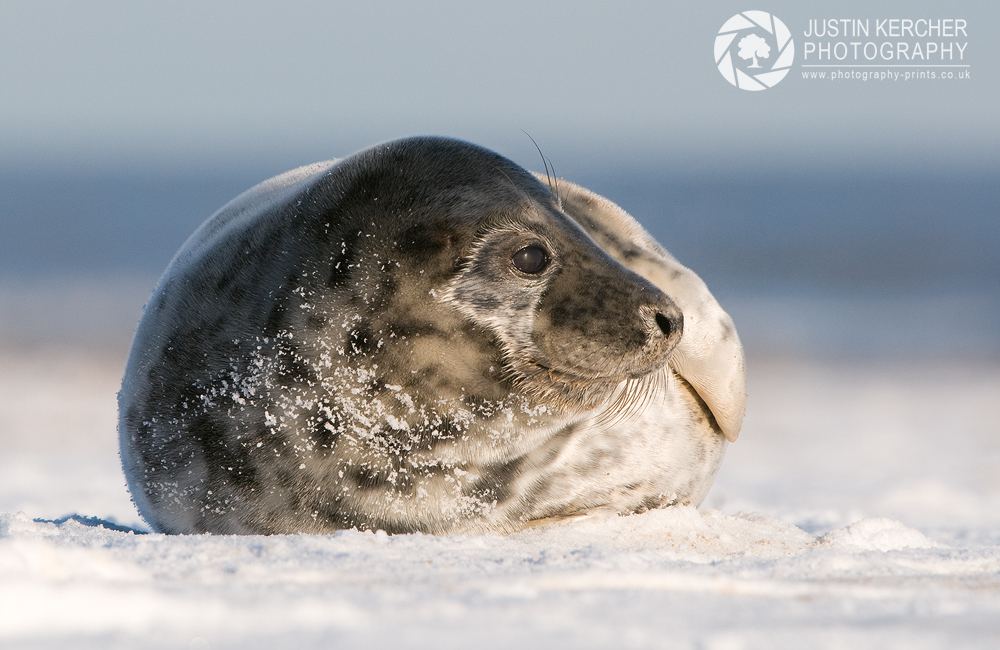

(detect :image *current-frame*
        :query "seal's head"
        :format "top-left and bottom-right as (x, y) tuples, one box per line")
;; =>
(442, 182), (683, 411)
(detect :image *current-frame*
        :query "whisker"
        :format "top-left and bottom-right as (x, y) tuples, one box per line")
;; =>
(590, 366), (669, 430)
(521, 130), (562, 206)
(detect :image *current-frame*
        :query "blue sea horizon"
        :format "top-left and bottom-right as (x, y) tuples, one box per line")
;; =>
(2, 164), (997, 359)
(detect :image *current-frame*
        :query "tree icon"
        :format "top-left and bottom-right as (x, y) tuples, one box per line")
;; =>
(738, 34), (770, 69)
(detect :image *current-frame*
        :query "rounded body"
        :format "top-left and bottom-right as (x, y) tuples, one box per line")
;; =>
(119, 137), (745, 534)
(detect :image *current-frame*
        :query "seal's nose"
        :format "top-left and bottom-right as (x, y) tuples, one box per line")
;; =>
(655, 312), (676, 338)
(648, 299), (683, 352)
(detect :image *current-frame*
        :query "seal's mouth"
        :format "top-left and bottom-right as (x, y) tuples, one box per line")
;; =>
(527, 359), (660, 385)
(506, 354), (666, 413)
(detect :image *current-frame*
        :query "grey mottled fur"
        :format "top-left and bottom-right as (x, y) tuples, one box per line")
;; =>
(119, 137), (743, 535)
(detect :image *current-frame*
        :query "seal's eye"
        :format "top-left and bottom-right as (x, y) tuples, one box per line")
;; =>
(511, 245), (549, 274)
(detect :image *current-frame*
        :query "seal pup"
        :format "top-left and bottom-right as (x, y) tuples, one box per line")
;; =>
(119, 136), (746, 535)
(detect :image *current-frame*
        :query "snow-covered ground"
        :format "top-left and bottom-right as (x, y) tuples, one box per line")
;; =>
(2, 281), (999, 649)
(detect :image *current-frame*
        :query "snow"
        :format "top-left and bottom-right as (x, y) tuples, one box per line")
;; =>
(5, 507), (1000, 650)
(2, 287), (1000, 649)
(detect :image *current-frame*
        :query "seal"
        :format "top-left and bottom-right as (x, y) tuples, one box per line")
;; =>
(118, 136), (746, 535)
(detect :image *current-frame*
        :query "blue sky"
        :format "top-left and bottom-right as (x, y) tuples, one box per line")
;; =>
(1, 1), (996, 175)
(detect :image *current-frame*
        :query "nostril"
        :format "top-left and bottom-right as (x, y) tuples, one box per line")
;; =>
(654, 312), (674, 338)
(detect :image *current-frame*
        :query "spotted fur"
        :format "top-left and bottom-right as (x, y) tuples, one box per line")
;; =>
(119, 137), (745, 535)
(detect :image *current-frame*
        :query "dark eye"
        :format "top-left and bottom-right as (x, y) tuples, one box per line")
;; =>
(511, 245), (549, 274)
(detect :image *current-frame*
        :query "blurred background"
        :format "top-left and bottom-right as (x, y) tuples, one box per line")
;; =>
(1, 0), (996, 355)
(1, 1), (997, 528)
(0, 0), (1000, 355)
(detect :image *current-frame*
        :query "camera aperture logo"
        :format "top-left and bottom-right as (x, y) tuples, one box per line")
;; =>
(716, 11), (794, 90)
